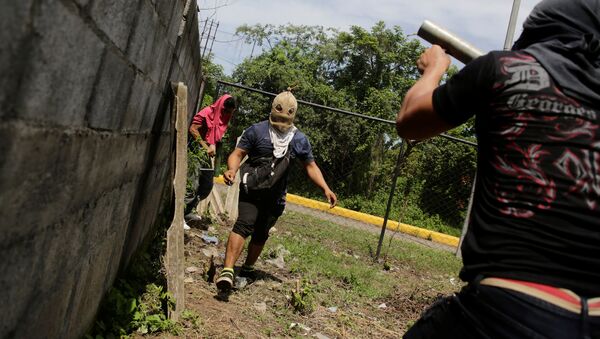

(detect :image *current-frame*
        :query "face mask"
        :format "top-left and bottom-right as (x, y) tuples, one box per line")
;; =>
(269, 91), (297, 133)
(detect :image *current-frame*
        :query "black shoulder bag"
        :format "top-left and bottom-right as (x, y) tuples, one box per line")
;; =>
(239, 144), (293, 194)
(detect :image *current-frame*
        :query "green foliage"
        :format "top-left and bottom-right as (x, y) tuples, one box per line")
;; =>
(90, 281), (180, 337)
(88, 228), (181, 338)
(290, 279), (315, 315)
(209, 22), (477, 236)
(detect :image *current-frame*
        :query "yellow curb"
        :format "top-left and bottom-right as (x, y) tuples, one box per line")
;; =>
(213, 176), (459, 248)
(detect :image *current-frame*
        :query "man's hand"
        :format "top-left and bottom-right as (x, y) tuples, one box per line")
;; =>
(324, 189), (337, 208)
(416, 45), (451, 75)
(207, 144), (216, 157)
(223, 169), (236, 186)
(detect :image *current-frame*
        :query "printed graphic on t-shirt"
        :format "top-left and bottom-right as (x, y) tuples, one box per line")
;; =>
(491, 54), (600, 217)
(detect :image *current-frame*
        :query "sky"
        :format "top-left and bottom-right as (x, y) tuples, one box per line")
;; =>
(196, 0), (542, 75)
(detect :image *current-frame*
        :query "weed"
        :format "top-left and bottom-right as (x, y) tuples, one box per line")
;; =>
(181, 310), (202, 330)
(290, 279), (315, 315)
(88, 218), (181, 338)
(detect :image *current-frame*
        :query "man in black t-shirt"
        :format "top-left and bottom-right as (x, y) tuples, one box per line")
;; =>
(215, 90), (337, 291)
(397, 0), (600, 338)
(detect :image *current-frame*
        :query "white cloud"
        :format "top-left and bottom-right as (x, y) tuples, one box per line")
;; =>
(198, 0), (541, 74)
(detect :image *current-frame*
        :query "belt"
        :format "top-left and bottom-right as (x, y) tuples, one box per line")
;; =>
(480, 277), (600, 316)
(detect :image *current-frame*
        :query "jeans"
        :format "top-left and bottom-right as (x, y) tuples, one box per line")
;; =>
(404, 278), (600, 339)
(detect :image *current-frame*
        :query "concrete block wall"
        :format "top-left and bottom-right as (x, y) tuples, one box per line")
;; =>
(0, 0), (202, 337)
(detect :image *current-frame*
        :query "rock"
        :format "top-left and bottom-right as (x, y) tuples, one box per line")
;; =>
(275, 244), (291, 256)
(269, 282), (282, 290)
(200, 234), (219, 245)
(269, 227), (277, 234)
(185, 266), (199, 273)
(253, 301), (267, 313)
(314, 333), (331, 339)
(327, 306), (338, 313)
(289, 322), (311, 333)
(235, 276), (248, 289)
(201, 247), (220, 258)
(184, 277), (194, 283)
(378, 303), (387, 309)
(208, 226), (216, 233)
(266, 255), (285, 269)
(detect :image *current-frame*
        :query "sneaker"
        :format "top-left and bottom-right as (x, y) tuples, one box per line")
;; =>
(239, 264), (257, 280)
(216, 268), (234, 291)
(184, 213), (203, 228)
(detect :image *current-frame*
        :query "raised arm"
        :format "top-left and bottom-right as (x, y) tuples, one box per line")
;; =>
(304, 161), (337, 208)
(396, 45), (454, 140)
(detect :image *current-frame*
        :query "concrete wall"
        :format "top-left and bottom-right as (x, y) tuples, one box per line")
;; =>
(0, 0), (202, 337)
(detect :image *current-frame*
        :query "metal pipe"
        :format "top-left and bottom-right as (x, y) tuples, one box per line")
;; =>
(417, 20), (483, 64)
(503, 0), (521, 50)
(375, 141), (410, 260)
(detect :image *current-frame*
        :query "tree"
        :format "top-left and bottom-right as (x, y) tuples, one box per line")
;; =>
(206, 22), (477, 234)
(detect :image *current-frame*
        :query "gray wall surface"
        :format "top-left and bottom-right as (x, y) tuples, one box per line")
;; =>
(0, 0), (202, 337)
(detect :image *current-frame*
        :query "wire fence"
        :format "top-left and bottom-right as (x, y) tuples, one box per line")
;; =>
(210, 80), (477, 253)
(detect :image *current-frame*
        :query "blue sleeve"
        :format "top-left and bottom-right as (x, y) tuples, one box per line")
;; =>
(293, 134), (314, 163)
(237, 126), (256, 151)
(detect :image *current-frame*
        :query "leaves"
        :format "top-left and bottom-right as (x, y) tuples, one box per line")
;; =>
(216, 22), (476, 234)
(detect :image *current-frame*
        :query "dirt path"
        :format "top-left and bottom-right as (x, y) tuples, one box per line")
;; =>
(145, 207), (462, 338)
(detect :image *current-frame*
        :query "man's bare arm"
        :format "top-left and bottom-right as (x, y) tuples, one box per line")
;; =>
(223, 148), (248, 185)
(396, 45), (455, 140)
(304, 161), (337, 208)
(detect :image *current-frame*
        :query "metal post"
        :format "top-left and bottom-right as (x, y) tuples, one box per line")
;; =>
(191, 76), (207, 125)
(455, 171), (477, 257)
(503, 0), (521, 50)
(375, 141), (409, 260)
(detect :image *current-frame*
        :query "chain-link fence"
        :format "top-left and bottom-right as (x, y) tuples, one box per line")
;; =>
(211, 80), (477, 248)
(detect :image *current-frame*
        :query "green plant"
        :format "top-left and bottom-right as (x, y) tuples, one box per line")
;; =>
(187, 139), (212, 191)
(290, 279), (315, 314)
(181, 310), (202, 330)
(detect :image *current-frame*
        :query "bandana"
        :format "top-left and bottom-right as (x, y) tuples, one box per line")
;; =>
(192, 94), (234, 144)
(269, 124), (297, 158)
(512, 0), (600, 104)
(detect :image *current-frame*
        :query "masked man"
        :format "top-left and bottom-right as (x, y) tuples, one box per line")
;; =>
(184, 94), (236, 228)
(397, 0), (600, 337)
(216, 90), (337, 290)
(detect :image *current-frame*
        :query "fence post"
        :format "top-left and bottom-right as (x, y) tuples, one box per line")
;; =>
(455, 171), (477, 257)
(375, 140), (409, 260)
(165, 82), (188, 320)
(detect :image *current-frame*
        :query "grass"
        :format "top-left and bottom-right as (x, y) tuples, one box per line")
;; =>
(264, 210), (461, 318)
(141, 207), (463, 338)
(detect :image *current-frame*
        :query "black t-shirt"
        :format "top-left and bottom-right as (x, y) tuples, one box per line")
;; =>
(433, 51), (600, 296)
(237, 120), (315, 203)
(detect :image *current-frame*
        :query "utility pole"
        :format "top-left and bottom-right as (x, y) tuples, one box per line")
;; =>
(202, 19), (217, 58)
(207, 22), (219, 57)
(504, 0), (521, 50)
